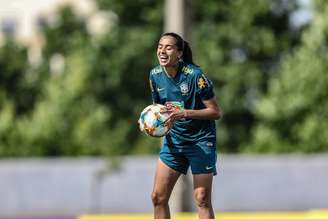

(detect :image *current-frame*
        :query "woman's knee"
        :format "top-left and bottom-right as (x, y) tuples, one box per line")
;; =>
(194, 188), (211, 208)
(151, 191), (169, 206)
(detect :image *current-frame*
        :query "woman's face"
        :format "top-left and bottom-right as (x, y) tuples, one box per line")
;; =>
(157, 36), (182, 67)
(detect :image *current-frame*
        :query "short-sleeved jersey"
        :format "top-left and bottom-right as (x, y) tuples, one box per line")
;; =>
(149, 62), (216, 147)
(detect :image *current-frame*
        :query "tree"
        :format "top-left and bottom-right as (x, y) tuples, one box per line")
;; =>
(247, 0), (328, 153)
(192, 0), (304, 152)
(0, 38), (41, 156)
(0, 38), (36, 114)
(2, 2), (165, 156)
(0, 0), (314, 156)
(11, 49), (119, 156)
(88, 0), (165, 154)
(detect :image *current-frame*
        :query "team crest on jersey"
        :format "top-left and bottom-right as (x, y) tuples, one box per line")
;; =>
(198, 74), (208, 89)
(180, 82), (189, 95)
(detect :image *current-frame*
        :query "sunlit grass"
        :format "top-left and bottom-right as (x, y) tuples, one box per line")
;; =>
(80, 209), (328, 219)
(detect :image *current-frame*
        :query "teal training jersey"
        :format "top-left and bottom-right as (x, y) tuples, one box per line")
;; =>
(149, 62), (216, 147)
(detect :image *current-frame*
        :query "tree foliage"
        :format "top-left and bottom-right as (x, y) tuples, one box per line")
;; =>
(0, 38), (37, 114)
(0, 38), (41, 156)
(0, 2), (164, 156)
(247, 0), (328, 153)
(192, 0), (303, 152)
(0, 0), (325, 156)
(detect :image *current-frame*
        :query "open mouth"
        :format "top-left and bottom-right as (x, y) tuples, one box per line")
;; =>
(159, 55), (168, 63)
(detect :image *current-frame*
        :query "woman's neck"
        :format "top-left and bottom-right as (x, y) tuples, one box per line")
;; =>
(163, 63), (179, 78)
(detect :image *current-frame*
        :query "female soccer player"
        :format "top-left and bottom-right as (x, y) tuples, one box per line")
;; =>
(149, 32), (222, 219)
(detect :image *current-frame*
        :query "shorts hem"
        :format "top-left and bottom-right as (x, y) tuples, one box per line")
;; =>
(159, 157), (187, 175)
(191, 169), (217, 176)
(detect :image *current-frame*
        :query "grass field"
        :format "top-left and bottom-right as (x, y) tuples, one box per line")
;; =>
(80, 209), (328, 219)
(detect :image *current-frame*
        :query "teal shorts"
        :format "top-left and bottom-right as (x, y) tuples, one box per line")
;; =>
(159, 139), (217, 175)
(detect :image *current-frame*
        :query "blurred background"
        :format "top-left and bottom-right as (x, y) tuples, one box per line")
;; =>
(0, 0), (328, 218)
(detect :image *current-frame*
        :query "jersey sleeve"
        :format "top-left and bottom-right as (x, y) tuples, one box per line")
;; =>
(195, 72), (215, 101)
(149, 73), (160, 103)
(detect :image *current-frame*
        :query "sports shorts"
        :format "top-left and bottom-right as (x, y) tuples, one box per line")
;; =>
(159, 138), (217, 175)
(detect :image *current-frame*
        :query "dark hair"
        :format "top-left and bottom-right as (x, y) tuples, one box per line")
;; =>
(161, 32), (198, 66)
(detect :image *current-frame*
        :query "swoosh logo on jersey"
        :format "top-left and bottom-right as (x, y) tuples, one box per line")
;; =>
(157, 87), (165, 92)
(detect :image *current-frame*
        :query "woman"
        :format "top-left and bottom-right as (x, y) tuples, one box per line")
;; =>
(149, 32), (222, 219)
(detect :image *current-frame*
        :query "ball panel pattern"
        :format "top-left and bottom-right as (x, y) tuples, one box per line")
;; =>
(138, 104), (170, 137)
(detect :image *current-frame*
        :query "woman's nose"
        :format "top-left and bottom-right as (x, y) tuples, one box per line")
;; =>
(159, 48), (165, 54)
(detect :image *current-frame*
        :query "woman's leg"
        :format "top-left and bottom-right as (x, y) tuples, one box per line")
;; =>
(152, 159), (181, 219)
(193, 173), (215, 219)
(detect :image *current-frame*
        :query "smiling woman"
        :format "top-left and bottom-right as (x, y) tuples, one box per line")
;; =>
(157, 38), (180, 67)
(147, 32), (223, 219)
(156, 32), (197, 76)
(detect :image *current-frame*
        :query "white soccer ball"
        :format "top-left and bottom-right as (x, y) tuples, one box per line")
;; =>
(138, 104), (170, 137)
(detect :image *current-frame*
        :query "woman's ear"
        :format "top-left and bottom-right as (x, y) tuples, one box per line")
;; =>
(178, 51), (183, 61)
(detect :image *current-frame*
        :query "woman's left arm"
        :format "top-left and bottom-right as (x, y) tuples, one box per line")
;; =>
(185, 97), (222, 120)
(166, 97), (222, 122)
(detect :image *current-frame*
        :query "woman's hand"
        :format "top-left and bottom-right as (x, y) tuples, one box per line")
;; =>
(161, 105), (187, 128)
(161, 97), (221, 127)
